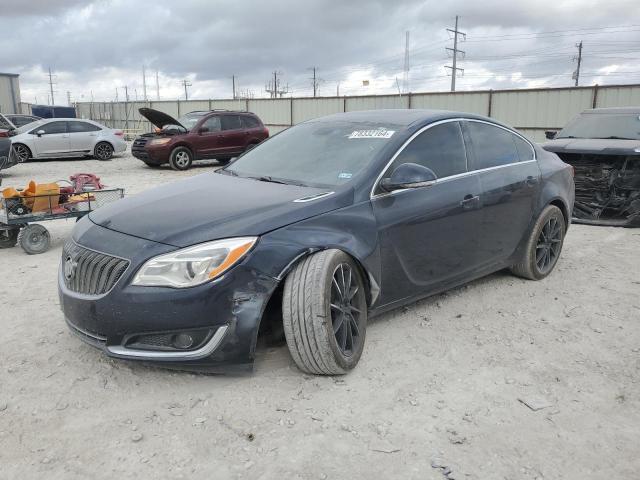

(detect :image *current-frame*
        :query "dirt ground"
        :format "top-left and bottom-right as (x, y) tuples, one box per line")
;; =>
(1, 151), (639, 480)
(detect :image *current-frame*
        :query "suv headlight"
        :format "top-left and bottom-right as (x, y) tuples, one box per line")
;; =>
(148, 138), (172, 146)
(132, 237), (257, 288)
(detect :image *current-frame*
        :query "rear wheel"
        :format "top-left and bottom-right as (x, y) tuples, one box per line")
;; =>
(169, 147), (193, 170)
(282, 249), (367, 375)
(511, 205), (565, 280)
(18, 224), (50, 254)
(94, 142), (114, 160)
(0, 228), (19, 248)
(13, 144), (31, 162)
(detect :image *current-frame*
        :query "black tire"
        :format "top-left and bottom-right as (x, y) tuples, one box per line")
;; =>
(18, 224), (51, 255)
(169, 147), (193, 171)
(94, 142), (114, 161)
(12, 143), (31, 162)
(0, 228), (19, 248)
(282, 249), (368, 375)
(511, 205), (565, 280)
(144, 162), (161, 168)
(216, 158), (230, 165)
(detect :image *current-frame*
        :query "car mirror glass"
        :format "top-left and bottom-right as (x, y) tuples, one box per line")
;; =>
(545, 130), (557, 140)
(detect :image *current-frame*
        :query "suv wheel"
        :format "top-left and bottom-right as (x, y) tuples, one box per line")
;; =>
(169, 147), (193, 171)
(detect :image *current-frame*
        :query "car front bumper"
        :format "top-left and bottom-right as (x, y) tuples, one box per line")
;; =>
(58, 218), (280, 371)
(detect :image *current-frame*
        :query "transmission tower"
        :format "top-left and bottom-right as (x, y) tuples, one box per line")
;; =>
(445, 16), (465, 92)
(265, 71), (289, 98)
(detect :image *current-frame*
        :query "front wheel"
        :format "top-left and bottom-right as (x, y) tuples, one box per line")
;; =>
(169, 147), (193, 170)
(94, 142), (114, 160)
(511, 205), (565, 280)
(13, 144), (31, 162)
(282, 249), (368, 375)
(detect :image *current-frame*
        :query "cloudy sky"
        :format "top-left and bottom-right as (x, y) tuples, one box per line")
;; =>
(3, 0), (640, 104)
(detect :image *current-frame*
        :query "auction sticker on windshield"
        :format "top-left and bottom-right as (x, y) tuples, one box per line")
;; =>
(348, 128), (395, 139)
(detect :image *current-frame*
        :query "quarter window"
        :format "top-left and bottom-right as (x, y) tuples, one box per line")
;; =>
(388, 121), (467, 179)
(242, 116), (260, 128)
(32, 121), (67, 135)
(221, 115), (242, 131)
(466, 121), (520, 170)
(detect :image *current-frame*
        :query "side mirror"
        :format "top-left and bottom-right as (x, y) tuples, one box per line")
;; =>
(545, 130), (557, 140)
(380, 163), (437, 192)
(198, 127), (209, 134)
(36, 130), (45, 137)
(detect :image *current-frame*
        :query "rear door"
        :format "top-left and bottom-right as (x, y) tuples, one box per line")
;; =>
(30, 121), (70, 157)
(463, 120), (540, 267)
(218, 114), (246, 156)
(372, 120), (483, 306)
(67, 121), (101, 154)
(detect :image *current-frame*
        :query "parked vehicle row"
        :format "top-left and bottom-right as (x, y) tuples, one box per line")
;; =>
(59, 109), (575, 374)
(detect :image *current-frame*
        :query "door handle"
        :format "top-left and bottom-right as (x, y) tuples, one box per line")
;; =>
(461, 194), (480, 209)
(526, 175), (539, 187)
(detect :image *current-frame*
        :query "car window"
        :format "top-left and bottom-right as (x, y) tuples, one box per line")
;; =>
(388, 121), (467, 179)
(202, 116), (221, 132)
(32, 121), (67, 135)
(513, 135), (535, 161)
(221, 115), (242, 131)
(67, 121), (101, 133)
(466, 121), (519, 170)
(241, 116), (260, 128)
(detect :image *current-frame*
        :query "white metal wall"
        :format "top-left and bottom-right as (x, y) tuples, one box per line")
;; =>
(72, 84), (640, 142)
(0, 74), (21, 114)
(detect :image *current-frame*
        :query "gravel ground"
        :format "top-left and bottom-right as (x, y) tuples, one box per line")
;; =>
(1, 151), (639, 480)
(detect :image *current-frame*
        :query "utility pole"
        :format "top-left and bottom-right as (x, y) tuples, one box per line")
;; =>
(142, 65), (148, 100)
(48, 67), (56, 105)
(232, 75), (236, 99)
(403, 30), (410, 93)
(573, 41), (583, 87)
(181, 79), (192, 100)
(336, 82), (340, 97)
(124, 86), (129, 102)
(156, 69), (160, 100)
(67, 90), (71, 106)
(115, 88), (119, 102)
(265, 71), (288, 98)
(445, 16), (465, 92)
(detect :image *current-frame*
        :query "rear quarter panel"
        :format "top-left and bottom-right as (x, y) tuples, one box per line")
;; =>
(534, 145), (575, 227)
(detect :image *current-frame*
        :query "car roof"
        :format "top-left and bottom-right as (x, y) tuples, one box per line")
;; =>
(308, 109), (502, 128)
(583, 106), (640, 114)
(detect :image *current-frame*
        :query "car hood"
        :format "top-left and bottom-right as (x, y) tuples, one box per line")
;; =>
(138, 107), (186, 130)
(89, 172), (351, 248)
(542, 138), (640, 156)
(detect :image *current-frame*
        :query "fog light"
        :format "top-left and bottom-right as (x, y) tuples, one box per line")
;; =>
(172, 333), (194, 350)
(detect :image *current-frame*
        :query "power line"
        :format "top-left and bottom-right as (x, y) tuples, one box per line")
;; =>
(445, 15), (465, 92)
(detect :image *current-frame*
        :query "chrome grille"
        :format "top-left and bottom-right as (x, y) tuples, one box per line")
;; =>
(62, 240), (129, 295)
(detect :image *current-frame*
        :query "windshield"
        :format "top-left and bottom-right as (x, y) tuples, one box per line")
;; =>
(176, 112), (206, 130)
(557, 113), (640, 140)
(224, 120), (401, 188)
(16, 119), (45, 134)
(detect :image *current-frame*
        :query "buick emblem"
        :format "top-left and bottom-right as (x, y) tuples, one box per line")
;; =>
(64, 256), (77, 280)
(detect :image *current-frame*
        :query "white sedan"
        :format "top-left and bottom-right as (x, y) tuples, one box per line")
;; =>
(10, 118), (127, 161)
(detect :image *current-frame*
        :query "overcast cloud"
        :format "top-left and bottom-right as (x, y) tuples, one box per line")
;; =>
(2, 0), (639, 104)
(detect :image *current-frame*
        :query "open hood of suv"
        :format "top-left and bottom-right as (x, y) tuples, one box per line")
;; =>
(138, 108), (186, 130)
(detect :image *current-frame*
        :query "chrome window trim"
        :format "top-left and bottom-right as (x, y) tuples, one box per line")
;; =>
(370, 117), (537, 199)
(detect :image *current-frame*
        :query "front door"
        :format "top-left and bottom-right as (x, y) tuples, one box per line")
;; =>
(192, 115), (222, 158)
(31, 121), (70, 157)
(372, 120), (484, 307)
(463, 120), (540, 267)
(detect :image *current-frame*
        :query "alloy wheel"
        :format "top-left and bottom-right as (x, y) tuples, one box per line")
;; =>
(13, 144), (30, 162)
(535, 216), (562, 274)
(329, 263), (363, 356)
(175, 151), (190, 168)
(95, 143), (113, 160)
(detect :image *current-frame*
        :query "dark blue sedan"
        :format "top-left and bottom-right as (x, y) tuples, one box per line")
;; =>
(59, 110), (575, 374)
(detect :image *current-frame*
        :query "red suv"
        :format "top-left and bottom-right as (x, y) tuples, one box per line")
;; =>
(132, 108), (269, 170)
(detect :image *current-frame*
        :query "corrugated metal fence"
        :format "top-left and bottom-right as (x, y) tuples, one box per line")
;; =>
(72, 84), (640, 142)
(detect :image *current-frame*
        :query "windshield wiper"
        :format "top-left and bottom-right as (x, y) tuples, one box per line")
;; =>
(593, 136), (636, 140)
(245, 175), (309, 187)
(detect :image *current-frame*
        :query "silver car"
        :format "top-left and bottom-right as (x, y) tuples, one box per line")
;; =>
(10, 118), (127, 161)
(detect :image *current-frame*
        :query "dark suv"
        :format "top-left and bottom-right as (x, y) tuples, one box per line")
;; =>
(132, 108), (269, 170)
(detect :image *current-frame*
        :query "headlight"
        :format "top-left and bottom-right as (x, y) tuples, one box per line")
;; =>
(132, 237), (257, 288)
(148, 138), (172, 146)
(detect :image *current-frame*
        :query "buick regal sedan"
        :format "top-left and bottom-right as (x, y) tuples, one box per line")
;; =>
(59, 110), (574, 375)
